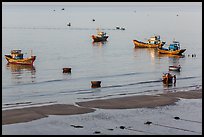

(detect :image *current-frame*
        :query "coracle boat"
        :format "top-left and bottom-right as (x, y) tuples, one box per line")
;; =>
(169, 65), (181, 71)
(158, 41), (186, 55)
(5, 50), (36, 65)
(92, 30), (109, 42)
(133, 35), (165, 48)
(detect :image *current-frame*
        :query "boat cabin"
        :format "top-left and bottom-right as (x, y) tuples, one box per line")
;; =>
(11, 50), (23, 59)
(148, 35), (161, 44)
(97, 32), (107, 37)
(169, 41), (180, 51)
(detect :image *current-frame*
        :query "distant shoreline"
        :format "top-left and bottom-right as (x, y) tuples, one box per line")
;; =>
(2, 2), (201, 7)
(2, 88), (202, 125)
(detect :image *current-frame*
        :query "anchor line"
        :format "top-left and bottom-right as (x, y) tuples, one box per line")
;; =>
(124, 127), (159, 135)
(151, 123), (202, 134)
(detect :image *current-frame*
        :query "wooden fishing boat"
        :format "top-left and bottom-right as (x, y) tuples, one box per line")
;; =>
(158, 48), (186, 55)
(169, 65), (181, 71)
(91, 81), (101, 88)
(5, 50), (36, 65)
(133, 35), (165, 48)
(157, 53), (185, 58)
(92, 30), (109, 42)
(158, 41), (186, 55)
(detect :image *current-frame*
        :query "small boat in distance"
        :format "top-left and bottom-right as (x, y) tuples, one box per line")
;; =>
(92, 29), (109, 42)
(116, 26), (120, 29)
(158, 41), (186, 55)
(133, 35), (165, 48)
(169, 65), (181, 71)
(5, 50), (36, 65)
(67, 22), (71, 26)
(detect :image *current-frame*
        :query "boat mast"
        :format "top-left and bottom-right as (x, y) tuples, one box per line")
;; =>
(31, 50), (33, 56)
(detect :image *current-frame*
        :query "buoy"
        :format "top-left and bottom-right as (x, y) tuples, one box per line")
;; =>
(67, 23), (71, 26)
(144, 121), (152, 125)
(94, 131), (100, 134)
(63, 68), (71, 73)
(116, 26), (120, 29)
(91, 81), (101, 88)
(92, 19), (95, 22)
(174, 116), (180, 120)
(119, 126), (125, 129)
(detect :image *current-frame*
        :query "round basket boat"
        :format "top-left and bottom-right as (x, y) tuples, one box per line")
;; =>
(63, 68), (71, 73)
(91, 81), (101, 88)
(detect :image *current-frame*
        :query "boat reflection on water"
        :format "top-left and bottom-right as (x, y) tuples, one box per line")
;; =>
(6, 63), (36, 83)
(133, 48), (157, 64)
(163, 82), (175, 89)
(133, 48), (157, 57)
(92, 41), (107, 47)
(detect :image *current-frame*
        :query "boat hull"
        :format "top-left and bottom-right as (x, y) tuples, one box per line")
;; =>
(169, 66), (181, 71)
(158, 48), (186, 55)
(133, 40), (164, 48)
(5, 55), (36, 65)
(92, 35), (108, 42)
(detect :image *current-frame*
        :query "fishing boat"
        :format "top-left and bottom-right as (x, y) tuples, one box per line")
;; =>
(116, 26), (120, 29)
(133, 35), (165, 48)
(5, 50), (36, 65)
(158, 41), (186, 55)
(169, 65), (181, 71)
(92, 30), (109, 42)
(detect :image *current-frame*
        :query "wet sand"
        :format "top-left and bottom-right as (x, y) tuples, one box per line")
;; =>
(2, 89), (202, 125)
(76, 95), (180, 109)
(76, 89), (202, 109)
(2, 104), (95, 125)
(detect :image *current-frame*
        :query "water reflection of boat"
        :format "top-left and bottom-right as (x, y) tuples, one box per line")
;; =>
(92, 41), (107, 46)
(6, 63), (36, 74)
(6, 63), (36, 83)
(133, 48), (157, 64)
(133, 48), (157, 57)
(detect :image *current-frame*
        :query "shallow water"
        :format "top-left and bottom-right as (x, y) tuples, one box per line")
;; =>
(2, 4), (202, 108)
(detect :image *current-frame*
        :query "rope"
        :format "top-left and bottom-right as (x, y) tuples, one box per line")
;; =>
(173, 117), (202, 124)
(150, 122), (201, 134)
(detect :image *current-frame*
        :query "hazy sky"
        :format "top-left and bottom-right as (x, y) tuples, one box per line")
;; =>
(2, 2), (202, 6)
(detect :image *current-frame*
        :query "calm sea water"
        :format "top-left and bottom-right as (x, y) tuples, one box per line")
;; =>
(2, 4), (202, 108)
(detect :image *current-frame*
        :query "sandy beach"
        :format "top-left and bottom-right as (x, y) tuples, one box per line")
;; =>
(2, 89), (202, 126)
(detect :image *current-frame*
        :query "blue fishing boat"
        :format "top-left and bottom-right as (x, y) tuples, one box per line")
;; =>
(158, 41), (186, 55)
